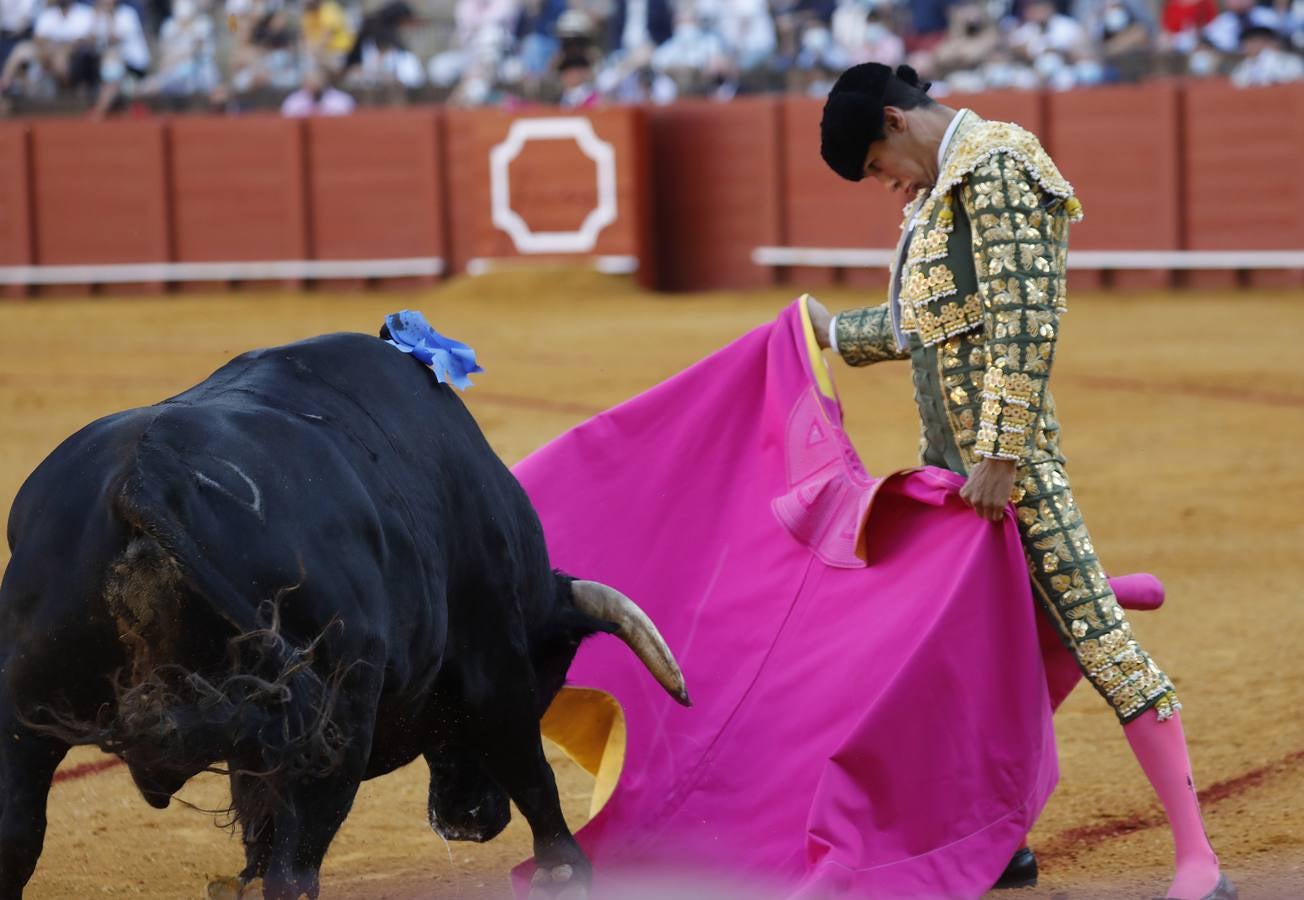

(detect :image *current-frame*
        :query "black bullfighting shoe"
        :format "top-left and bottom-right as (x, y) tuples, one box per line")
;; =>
(992, 846), (1038, 889)
(1154, 873), (1239, 900)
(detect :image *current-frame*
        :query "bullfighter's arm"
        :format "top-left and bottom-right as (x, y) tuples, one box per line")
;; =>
(832, 302), (910, 367)
(960, 153), (1073, 464)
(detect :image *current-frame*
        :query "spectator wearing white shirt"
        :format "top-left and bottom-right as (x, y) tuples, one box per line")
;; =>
(0, 0), (99, 97)
(1203, 0), (1284, 53)
(1229, 22), (1303, 83)
(90, 0), (150, 115)
(1008, 0), (1091, 64)
(141, 0), (219, 97)
(1, 0), (38, 72)
(227, 0), (300, 93)
(428, 0), (517, 91)
(832, 0), (904, 66)
(709, 0), (777, 71)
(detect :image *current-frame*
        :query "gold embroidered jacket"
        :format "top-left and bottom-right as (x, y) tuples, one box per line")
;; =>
(834, 114), (1083, 464)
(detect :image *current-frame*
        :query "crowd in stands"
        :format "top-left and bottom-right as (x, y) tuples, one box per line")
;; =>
(0, 0), (1300, 114)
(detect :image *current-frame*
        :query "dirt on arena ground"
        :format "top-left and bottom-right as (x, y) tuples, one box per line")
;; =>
(1, 271), (1301, 899)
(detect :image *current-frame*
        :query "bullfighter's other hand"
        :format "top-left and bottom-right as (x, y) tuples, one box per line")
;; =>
(960, 457), (1018, 522)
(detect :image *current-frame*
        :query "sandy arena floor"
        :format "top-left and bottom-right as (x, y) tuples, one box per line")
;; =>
(1, 272), (1301, 899)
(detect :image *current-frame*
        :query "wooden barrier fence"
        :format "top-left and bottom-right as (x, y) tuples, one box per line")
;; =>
(0, 80), (1300, 295)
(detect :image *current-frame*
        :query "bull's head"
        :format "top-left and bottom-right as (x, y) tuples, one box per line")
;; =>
(566, 579), (690, 707)
(526, 575), (690, 721)
(428, 575), (688, 845)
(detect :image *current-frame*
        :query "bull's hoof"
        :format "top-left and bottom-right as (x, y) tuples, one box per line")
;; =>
(205, 876), (261, 899)
(528, 864), (589, 900)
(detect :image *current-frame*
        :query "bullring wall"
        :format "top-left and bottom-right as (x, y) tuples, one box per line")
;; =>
(0, 79), (1300, 295)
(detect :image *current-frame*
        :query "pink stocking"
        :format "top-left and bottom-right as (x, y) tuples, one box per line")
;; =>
(1123, 709), (1221, 899)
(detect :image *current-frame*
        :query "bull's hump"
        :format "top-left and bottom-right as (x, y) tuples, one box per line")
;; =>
(188, 455), (265, 521)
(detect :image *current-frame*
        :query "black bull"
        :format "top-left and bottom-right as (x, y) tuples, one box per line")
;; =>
(0, 332), (688, 900)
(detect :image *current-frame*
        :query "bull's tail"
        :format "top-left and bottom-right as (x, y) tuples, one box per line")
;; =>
(30, 509), (350, 812)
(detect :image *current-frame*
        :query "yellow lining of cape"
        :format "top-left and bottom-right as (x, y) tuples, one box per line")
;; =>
(798, 294), (836, 401)
(540, 686), (627, 820)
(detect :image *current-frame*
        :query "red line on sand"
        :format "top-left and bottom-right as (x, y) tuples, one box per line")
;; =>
(52, 757), (122, 784)
(1043, 747), (1304, 853)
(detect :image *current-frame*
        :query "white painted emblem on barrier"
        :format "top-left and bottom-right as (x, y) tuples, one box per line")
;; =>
(489, 117), (617, 254)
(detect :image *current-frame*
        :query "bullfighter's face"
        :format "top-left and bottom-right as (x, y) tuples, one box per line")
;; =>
(861, 107), (940, 199)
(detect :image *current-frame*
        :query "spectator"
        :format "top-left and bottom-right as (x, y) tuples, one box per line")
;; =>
(341, 0), (425, 88)
(607, 0), (674, 56)
(0, 0), (98, 99)
(90, 0), (150, 114)
(601, 49), (679, 102)
(557, 50), (599, 106)
(512, 0), (566, 82)
(652, 3), (728, 79)
(704, 0), (777, 71)
(228, 0), (299, 92)
(281, 66), (355, 114)
(1089, 0), (1153, 78)
(1161, 0), (1218, 51)
(0, 0), (38, 73)
(429, 0), (517, 94)
(455, 0), (517, 52)
(1229, 21), (1303, 82)
(141, 0), (219, 97)
(832, 0), (905, 66)
(911, 0), (1001, 80)
(301, 0), (354, 71)
(556, 7), (600, 61)
(1203, 0), (1284, 53)
(1008, 0), (1092, 66)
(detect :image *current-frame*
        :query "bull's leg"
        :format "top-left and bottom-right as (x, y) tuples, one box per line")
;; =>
(232, 771), (275, 884)
(471, 705), (589, 900)
(258, 774), (363, 900)
(258, 662), (383, 900)
(0, 707), (69, 900)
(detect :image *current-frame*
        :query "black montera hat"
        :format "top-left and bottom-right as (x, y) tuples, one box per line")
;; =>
(820, 63), (931, 182)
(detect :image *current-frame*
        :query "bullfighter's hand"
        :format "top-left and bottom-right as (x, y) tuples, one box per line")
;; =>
(960, 457), (1018, 522)
(806, 297), (833, 349)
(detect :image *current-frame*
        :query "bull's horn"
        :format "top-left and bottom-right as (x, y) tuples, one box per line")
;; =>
(570, 580), (691, 707)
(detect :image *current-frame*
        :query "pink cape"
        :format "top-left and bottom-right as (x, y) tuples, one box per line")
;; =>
(511, 299), (1159, 899)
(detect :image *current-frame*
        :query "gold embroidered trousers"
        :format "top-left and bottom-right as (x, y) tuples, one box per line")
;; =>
(909, 330), (1180, 724)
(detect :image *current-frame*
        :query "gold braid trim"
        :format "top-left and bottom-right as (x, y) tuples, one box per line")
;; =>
(919, 121), (1084, 225)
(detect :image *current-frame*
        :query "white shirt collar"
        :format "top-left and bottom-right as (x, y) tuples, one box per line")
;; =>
(937, 108), (968, 171)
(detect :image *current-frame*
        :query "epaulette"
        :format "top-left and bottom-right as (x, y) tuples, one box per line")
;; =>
(928, 120), (1083, 223)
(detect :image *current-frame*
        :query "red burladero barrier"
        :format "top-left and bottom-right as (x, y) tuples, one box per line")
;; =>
(444, 106), (650, 280)
(648, 97), (782, 291)
(1, 82), (1301, 294)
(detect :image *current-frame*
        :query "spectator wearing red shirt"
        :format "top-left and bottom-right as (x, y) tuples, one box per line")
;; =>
(1161, 0), (1218, 50)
